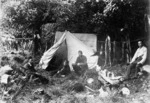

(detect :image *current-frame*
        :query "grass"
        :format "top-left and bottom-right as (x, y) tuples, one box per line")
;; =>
(0, 52), (150, 103)
(1, 72), (150, 103)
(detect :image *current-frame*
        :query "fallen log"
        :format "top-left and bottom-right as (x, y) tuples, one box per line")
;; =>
(85, 85), (96, 92)
(10, 68), (49, 101)
(98, 70), (122, 85)
(11, 76), (29, 101)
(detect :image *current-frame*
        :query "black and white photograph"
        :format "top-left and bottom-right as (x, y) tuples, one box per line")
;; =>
(0, 0), (150, 103)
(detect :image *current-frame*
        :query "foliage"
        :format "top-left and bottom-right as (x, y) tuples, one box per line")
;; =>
(1, 0), (76, 53)
(1, 0), (75, 38)
(1, 0), (149, 50)
(60, 0), (148, 41)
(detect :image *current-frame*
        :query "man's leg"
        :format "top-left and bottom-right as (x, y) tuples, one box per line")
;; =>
(136, 63), (143, 75)
(125, 63), (136, 79)
(72, 64), (81, 75)
(130, 63), (143, 78)
(80, 65), (88, 76)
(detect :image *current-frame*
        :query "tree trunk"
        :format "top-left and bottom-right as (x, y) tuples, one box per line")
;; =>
(104, 36), (111, 67)
(113, 41), (116, 64)
(121, 42), (125, 62)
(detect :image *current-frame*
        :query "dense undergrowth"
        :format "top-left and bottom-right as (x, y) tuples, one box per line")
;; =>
(0, 52), (150, 103)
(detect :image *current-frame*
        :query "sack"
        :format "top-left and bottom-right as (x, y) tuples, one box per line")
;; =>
(1, 74), (10, 84)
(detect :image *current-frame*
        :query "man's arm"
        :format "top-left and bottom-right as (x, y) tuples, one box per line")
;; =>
(130, 49), (138, 63)
(138, 47), (147, 64)
(75, 57), (79, 65)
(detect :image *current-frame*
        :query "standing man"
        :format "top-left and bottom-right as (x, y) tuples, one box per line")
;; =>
(34, 32), (41, 55)
(125, 41), (147, 79)
(72, 50), (88, 75)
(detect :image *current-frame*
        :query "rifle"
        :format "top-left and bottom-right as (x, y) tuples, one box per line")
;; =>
(133, 55), (143, 64)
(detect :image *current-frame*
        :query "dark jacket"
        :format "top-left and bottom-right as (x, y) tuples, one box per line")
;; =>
(75, 55), (87, 66)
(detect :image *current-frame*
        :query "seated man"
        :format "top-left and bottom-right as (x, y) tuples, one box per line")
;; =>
(58, 60), (71, 77)
(72, 50), (88, 75)
(125, 41), (147, 79)
(24, 56), (36, 73)
(23, 57), (36, 81)
(23, 57), (48, 84)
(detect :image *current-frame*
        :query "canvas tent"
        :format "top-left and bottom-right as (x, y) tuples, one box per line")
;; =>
(39, 31), (98, 71)
(55, 31), (97, 51)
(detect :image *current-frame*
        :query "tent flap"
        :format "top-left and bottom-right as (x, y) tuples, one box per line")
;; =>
(39, 32), (66, 69)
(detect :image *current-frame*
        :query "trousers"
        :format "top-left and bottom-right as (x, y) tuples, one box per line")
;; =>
(72, 64), (87, 76)
(125, 62), (142, 79)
